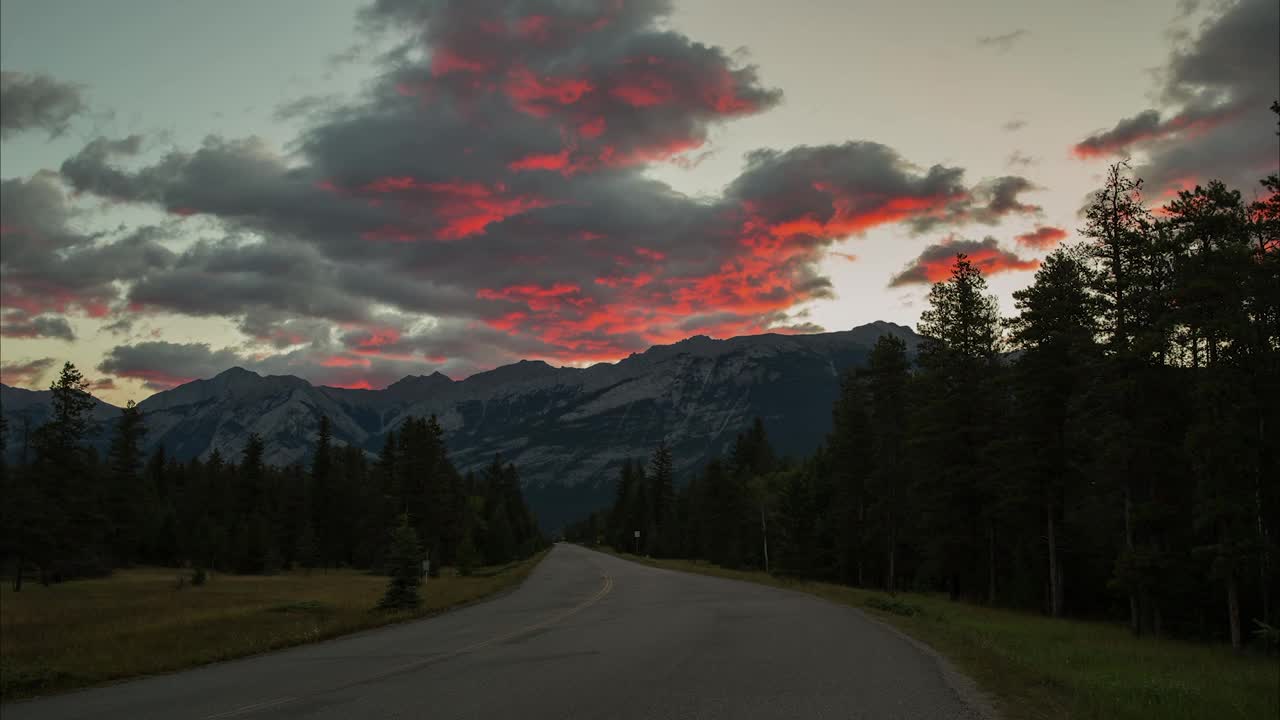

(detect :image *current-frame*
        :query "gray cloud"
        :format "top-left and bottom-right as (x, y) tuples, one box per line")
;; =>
(1072, 0), (1279, 194)
(0, 71), (85, 139)
(0, 357), (57, 388)
(0, 173), (174, 320)
(889, 235), (1039, 287)
(1006, 150), (1038, 168)
(42, 0), (1051, 389)
(0, 311), (76, 341)
(977, 29), (1028, 53)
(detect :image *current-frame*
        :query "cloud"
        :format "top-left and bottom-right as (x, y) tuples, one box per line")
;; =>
(44, 0), (1048, 389)
(1006, 150), (1038, 167)
(98, 342), (248, 391)
(1002, 119), (1027, 132)
(0, 357), (56, 388)
(1071, 0), (1279, 194)
(889, 236), (1039, 286)
(0, 71), (85, 139)
(906, 174), (1042, 232)
(0, 172), (174, 321)
(273, 94), (341, 122)
(97, 338), (455, 391)
(976, 30), (1028, 53)
(0, 311), (76, 340)
(1015, 226), (1068, 249)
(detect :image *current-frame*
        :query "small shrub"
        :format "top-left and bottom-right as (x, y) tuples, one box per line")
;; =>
(377, 514), (424, 611)
(266, 600), (332, 615)
(456, 533), (479, 577)
(191, 567), (207, 586)
(865, 595), (924, 617)
(1253, 619), (1279, 649)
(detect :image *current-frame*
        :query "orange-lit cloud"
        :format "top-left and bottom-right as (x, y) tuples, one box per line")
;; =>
(891, 236), (1039, 286)
(1015, 226), (1068, 249)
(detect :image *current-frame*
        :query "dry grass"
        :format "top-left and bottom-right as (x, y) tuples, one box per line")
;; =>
(0, 554), (546, 700)
(606, 551), (1279, 720)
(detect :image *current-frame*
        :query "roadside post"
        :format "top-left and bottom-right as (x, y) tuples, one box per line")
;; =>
(634, 529), (640, 555)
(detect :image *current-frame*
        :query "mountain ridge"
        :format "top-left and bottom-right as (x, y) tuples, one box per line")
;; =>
(2, 322), (920, 527)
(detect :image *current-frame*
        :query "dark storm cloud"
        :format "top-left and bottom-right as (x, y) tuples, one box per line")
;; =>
(1072, 0), (1279, 194)
(976, 30), (1028, 53)
(889, 236), (1039, 287)
(0, 71), (85, 139)
(0, 172), (174, 320)
(0, 311), (76, 341)
(98, 341), (246, 390)
(52, 0), (1054, 388)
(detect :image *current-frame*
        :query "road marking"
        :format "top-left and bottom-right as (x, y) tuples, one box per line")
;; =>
(202, 696), (296, 719)
(369, 570), (614, 677)
(199, 569), (614, 718)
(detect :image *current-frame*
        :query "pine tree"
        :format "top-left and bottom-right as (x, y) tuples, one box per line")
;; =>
(915, 254), (1003, 602)
(295, 518), (319, 573)
(829, 367), (873, 585)
(311, 414), (333, 566)
(863, 334), (911, 593)
(30, 362), (106, 579)
(649, 441), (676, 556)
(1008, 247), (1099, 616)
(378, 514), (424, 610)
(1081, 162), (1174, 636)
(106, 400), (147, 565)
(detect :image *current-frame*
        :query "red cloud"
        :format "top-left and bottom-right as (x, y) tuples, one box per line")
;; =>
(341, 177), (557, 240)
(892, 236), (1039, 286)
(320, 355), (371, 368)
(1015, 226), (1068, 249)
(504, 67), (594, 118)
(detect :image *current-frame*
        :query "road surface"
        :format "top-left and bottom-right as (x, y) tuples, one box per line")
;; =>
(3, 544), (991, 719)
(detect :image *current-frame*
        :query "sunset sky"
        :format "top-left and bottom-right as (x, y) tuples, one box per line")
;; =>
(2, 0), (1276, 404)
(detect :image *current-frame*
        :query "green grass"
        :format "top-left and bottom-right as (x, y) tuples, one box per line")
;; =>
(604, 551), (1279, 720)
(0, 553), (546, 700)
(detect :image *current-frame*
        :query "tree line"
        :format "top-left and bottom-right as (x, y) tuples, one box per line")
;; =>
(567, 107), (1280, 651)
(0, 368), (545, 589)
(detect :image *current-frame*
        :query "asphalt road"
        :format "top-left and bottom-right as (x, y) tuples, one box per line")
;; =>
(3, 544), (991, 719)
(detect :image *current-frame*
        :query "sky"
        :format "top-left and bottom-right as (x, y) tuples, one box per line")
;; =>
(1, 0), (1277, 405)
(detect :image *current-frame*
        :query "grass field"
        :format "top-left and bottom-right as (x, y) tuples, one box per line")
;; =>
(0, 553), (546, 700)
(605, 551), (1279, 720)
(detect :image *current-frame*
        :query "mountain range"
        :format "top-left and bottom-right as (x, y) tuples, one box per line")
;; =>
(1, 321), (920, 528)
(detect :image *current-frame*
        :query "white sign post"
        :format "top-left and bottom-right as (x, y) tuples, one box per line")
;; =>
(633, 530), (640, 554)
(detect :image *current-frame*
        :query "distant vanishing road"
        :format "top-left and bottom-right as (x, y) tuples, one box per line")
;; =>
(3, 544), (991, 719)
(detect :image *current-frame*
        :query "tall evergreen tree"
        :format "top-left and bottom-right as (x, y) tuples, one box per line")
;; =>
(914, 255), (1003, 602)
(862, 335), (911, 593)
(105, 400), (147, 565)
(1008, 247), (1099, 616)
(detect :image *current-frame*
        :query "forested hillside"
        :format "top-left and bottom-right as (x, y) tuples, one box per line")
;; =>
(568, 134), (1280, 651)
(0, 366), (544, 587)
